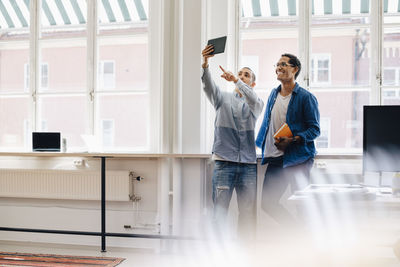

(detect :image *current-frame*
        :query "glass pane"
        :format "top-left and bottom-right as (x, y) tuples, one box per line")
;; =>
(312, 0), (370, 24)
(37, 95), (88, 149)
(312, 90), (369, 152)
(383, 28), (400, 86)
(311, 5), (370, 152)
(311, 28), (370, 87)
(41, 0), (87, 28)
(384, 0), (400, 24)
(241, 0), (298, 19)
(40, 0), (87, 93)
(239, 0), (298, 152)
(0, 46), (30, 93)
(0, 96), (30, 150)
(96, 94), (149, 151)
(97, 38), (148, 92)
(318, 69), (329, 81)
(382, 88), (400, 105)
(97, 0), (149, 91)
(0, 0), (30, 93)
(98, 0), (148, 31)
(240, 0), (299, 93)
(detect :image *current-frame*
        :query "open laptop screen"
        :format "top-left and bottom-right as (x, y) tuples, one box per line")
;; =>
(32, 132), (61, 152)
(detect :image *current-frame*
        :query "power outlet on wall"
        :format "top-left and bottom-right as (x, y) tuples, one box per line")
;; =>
(73, 159), (84, 166)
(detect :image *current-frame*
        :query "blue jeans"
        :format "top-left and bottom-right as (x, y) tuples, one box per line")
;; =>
(261, 157), (313, 226)
(212, 160), (257, 238)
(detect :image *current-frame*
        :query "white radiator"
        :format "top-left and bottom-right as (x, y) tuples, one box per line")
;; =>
(0, 169), (131, 201)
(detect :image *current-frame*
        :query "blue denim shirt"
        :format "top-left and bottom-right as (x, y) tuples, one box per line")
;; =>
(256, 83), (320, 167)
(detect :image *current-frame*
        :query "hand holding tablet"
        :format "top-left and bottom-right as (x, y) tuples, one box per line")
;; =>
(207, 36), (227, 55)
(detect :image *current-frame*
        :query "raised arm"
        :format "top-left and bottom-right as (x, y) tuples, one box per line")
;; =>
(201, 45), (222, 108)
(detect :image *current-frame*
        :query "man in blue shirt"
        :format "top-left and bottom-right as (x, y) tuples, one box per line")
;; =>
(256, 53), (320, 227)
(201, 45), (264, 238)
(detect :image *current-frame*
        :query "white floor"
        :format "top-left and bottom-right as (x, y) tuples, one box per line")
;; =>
(0, 229), (399, 267)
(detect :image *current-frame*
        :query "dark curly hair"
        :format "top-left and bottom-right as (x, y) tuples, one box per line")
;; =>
(281, 53), (301, 80)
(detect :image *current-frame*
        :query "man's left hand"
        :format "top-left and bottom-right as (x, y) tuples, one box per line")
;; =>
(274, 137), (292, 151)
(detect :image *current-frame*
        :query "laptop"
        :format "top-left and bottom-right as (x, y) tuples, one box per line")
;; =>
(32, 132), (61, 152)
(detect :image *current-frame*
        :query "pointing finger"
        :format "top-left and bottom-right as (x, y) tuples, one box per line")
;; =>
(219, 65), (227, 73)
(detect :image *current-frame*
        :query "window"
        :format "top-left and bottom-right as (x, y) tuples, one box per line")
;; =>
(383, 67), (400, 86)
(0, 0), (155, 152)
(24, 63), (49, 92)
(316, 117), (331, 149)
(238, 0), (400, 154)
(41, 64), (49, 89)
(311, 54), (331, 85)
(98, 61), (115, 89)
(239, 0), (299, 149)
(383, 1), (400, 105)
(24, 64), (29, 92)
(101, 120), (114, 147)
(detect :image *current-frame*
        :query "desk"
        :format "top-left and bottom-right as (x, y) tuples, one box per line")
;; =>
(0, 152), (210, 251)
(288, 184), (400, 239)
(289, 184), (400, 205)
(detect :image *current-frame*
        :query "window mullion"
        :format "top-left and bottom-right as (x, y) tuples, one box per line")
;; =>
(87, 0), (97, 135)
(298, 0), (311, 89)
(30, 0), (40, 131)
(370, 0), (383, 105)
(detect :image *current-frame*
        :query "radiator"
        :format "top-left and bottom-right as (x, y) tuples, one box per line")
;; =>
(0, 169), (131, 201)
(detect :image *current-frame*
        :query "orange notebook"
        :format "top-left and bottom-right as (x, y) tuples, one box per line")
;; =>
(273, 123), (293, 139)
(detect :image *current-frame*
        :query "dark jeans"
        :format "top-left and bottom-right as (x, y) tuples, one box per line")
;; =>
(261, 156), (314, 227)
(212, 160), (257, 239)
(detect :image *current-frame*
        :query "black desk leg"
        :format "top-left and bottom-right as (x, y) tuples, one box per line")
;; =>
(101, 157), (106, 252)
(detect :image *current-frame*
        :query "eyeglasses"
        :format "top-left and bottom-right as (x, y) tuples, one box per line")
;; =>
(274, 62), (293, 68)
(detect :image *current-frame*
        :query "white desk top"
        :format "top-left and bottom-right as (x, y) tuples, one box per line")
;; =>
(0, 151), (212, 159)
(289, 184), (400, 207)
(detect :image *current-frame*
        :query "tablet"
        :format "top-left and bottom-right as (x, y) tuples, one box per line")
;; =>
(207, 36), (227, 55)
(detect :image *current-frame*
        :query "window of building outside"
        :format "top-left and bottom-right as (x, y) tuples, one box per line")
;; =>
(101, 119), (115, 147)
(311, 54), (331, 85)
(99, 61), (115, 89)
(24, 63), (48, 92)
(0, 0), (151, 152)
(316, 117), (331, 148)
(239, 0), (400, 154)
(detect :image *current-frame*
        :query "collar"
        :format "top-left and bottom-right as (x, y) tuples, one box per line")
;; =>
(276, 82), (299, 94)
